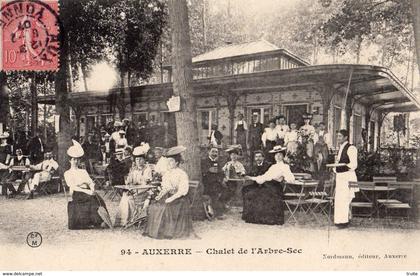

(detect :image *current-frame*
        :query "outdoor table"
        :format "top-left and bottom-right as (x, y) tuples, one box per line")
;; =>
(114, 184), (156, 193)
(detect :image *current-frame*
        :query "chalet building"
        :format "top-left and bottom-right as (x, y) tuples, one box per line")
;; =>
(39, 40), (420, 150)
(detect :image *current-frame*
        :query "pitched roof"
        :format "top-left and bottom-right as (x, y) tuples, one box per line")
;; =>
(192, 39), (280, 63)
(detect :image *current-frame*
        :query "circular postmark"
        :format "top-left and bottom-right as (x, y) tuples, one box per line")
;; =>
(0, 0), (60, 70)
(26, 231), (42, 248)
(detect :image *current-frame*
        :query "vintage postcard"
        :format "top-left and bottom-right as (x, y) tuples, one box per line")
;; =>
(1, 0), (420, 272)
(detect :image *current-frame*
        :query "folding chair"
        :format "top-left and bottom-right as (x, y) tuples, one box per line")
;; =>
(188, 180), (200, 208)
(383, 181), (415, 220)
(305, 179), (335, 224)
(374, 177), (400, 212)
(88, 160), (106, 190)
(349, 181), (376, 218)
(284, 180), (319, 224)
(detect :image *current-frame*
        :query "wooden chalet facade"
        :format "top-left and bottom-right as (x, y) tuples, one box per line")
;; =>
(39, 40), (420, 150)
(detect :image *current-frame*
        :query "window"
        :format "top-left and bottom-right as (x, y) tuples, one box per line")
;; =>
(100, 114), (113, 126)
(248, 106), (272, 126)
(132, 112), (148, 125)
(198, 109), (217, 144)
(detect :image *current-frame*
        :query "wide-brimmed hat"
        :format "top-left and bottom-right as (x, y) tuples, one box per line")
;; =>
(114, 148), (124, 155)
(165, 145), (186, 157)
(269, 145), (287, 154)
(225, 144), (242, 154)
(0, 132), (10, 139)
(104, 133), (110, 138)
(114, 121), (123, 127)
(67, 139), (84, 158)
(133, 143), (150, 157)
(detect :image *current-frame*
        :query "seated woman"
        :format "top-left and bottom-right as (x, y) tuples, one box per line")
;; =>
(114, 143), (152, 227)
(245, 146), (295, 225)
(64, 140), (113, 230)
(144, 145), (195, 239)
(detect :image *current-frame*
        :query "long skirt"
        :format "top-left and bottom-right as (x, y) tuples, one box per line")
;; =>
(334, 171), (358, 224)
(144, 195), (194, 239)
(68, 191), (109, 229)
(242, 181), (284, 225)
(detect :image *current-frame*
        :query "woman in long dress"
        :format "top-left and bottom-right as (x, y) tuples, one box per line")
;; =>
(65, 140), (112, 230)
(246, 146), (295, 225)
(114, 144), (152, 227)
(144, 146), (195, 239)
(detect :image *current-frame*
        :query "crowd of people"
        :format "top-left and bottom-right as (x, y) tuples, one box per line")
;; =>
(1, 111), (359, 239)
(221, 112), (333, 177)
(0, 130), (59, 199)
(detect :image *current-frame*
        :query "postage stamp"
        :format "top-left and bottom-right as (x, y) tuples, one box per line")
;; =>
(0, 0), (59, 71)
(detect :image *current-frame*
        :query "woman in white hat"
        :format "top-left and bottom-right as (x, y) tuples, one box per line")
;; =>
(144, 145), (195, 239)
(64, 140), (112, 229)
(245, 145), (295, 225)
(114, 143), (153, 227)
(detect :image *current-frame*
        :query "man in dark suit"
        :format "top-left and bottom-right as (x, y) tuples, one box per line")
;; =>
(27, 131), (44, 164)
(248, 113), (264, 160)
(242, 150), (271, 222)
(201, 147), (226, 219)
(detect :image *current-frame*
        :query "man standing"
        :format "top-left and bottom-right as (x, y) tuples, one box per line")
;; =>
(201, 147), (225, 219)
(333, 129), (358, 228)
(27, 131), (44, 164)
(248, 113), (264, 158)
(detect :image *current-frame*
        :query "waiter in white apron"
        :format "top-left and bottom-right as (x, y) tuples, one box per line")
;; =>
(333, 129), (359, 228)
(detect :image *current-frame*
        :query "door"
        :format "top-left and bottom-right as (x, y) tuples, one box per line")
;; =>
(284, 104), (308, 128)
(197, 109), (217, 145)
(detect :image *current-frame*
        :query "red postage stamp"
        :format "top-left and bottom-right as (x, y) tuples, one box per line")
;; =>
(0, 0), (59, 71)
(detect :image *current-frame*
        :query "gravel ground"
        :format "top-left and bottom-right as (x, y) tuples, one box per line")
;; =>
(1, 192), (419, 270)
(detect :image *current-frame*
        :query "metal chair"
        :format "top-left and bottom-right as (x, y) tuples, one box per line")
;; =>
(374, 177), (401, 213)
(349, 181), (376, 218)
(383, 181), (416, 220)
(305, 179), (335, 224)
(283, 180), (319, 224)
(88, 160), (107, 190)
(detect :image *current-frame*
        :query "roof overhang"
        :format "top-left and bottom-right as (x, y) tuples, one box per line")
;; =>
(38, 64), (420, 113)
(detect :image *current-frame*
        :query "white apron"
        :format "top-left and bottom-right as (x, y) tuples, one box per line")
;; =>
(334, 170), (358, 224)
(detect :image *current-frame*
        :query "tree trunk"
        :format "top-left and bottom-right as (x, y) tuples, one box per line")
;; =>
(119, 68), (126, 120)
(81, 63), (89, 91)
(412, 0), (420, 74)
(55, 0), (72, 174)
(0, 72), (9, 132)
(30, 74), (38, 135)
(168, 0), (204, 219)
